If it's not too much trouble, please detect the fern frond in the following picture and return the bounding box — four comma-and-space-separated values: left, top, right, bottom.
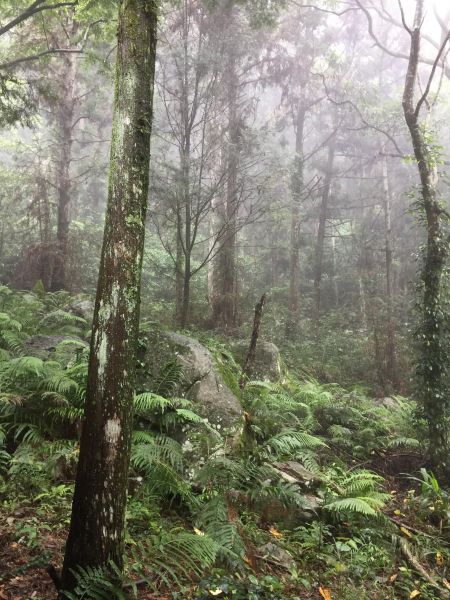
265, 429, 325, 457
62, 563, 126, 600
134, 392, 173, 416
324, 497, 378, 516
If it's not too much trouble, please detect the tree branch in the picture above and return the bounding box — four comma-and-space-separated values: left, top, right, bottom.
0, 1, 77, 38
0, 48, 82, 70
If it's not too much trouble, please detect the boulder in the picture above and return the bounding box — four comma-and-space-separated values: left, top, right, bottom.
374, 396, 399, 410
24, 335, 88, 366
271, 461, 321, 489
259, 493, 321, 528
67, 299, 94, 323
139, 329, 242, 429
257, 542, 295, 570
231, 339, 282, 382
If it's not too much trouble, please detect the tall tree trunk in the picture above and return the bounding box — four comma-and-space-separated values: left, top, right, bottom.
175, 229, 184, 324
287, 100, 306, 334
313, 136, 336, 324
402, 0, 449, 476
179, 0, 192, 329
211, 7, 239, 331
331, 234, 339, 307
60, 0, 158, 592
52, 23, 78, 291
222, 50, 238, 330
381, 152, 399, 391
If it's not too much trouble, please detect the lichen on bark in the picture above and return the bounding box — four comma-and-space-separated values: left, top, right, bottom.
60, 0, 159, 594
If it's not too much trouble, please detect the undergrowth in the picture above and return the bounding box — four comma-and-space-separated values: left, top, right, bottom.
0, 285, 449, 599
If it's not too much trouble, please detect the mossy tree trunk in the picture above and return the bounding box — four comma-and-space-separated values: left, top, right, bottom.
402, 0, 449, 477
60, 0, 158, 592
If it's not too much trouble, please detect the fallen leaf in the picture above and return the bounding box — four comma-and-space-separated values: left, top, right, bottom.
394, 509, 401, 516
436, 552, 444, 565
409, 591, 421, 599
389, 573, 398, 583
400, 526, 413, 538
319, 586, 332, 600
443, 579, 450, 590
269, 526, 282, 539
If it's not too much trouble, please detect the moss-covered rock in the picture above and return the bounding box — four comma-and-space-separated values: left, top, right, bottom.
139, 329, 243, 429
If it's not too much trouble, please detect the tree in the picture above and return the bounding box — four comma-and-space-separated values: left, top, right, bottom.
401, 0, 450, 476
60, 0, 158, 592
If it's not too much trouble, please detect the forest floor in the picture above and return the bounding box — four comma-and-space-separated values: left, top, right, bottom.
0, 470, 448, 599
0, 287, 449, 599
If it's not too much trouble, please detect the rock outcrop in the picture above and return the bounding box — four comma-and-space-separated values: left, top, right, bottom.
231, 339, 282, 382
139, 329, 242, 429
24, 335, 88, 365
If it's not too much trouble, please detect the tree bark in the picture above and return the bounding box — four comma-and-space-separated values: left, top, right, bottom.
287, 99, 306, 334
313, 135, 336, 324
402, 0, 449, 476
60, 0, 158, 592
239, 293, 266, 389
51, 19, 79, 291
381, 152, 399, 391
211, 7, 239, 331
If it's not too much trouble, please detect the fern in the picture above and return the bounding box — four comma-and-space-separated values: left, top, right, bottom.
264, 429, 325, 457
152, 359, 183, 396
324, 497, 380, 517
62, 563, 126, 600
195, 495, 245, 563
323, 468, 391, 519
130, 530, 220, 589
134, 392, 173, 416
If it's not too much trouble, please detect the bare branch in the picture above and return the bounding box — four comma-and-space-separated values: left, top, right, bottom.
0, 1, 77, 38
0, 48, 82, 70
415, 29, 450, 117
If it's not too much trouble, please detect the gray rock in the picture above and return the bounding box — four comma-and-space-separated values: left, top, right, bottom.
257, 542, 295, 570
231, 339, 282, 381
374, 396, 399, 410
24, 335, 88, 365
258, 493, 321, 528
67, 299, 94, 323
139, 329, 242, 429
272, 461, 320, 489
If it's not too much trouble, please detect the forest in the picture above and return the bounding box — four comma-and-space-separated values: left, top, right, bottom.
0, 0, 450, 598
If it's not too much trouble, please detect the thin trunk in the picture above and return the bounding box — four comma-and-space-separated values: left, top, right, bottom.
60, 1, 157, 592
239, 293, 266, 389
287, 100, 306, 333
331, 235, 339, 307
359, 274, 367, 329
175, 231, 183, 324
381, 153, 399, 391
402, 0, 449, 476
313, 136, 336, 324
52, 26, 78, 291
180, 0, 191, 328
